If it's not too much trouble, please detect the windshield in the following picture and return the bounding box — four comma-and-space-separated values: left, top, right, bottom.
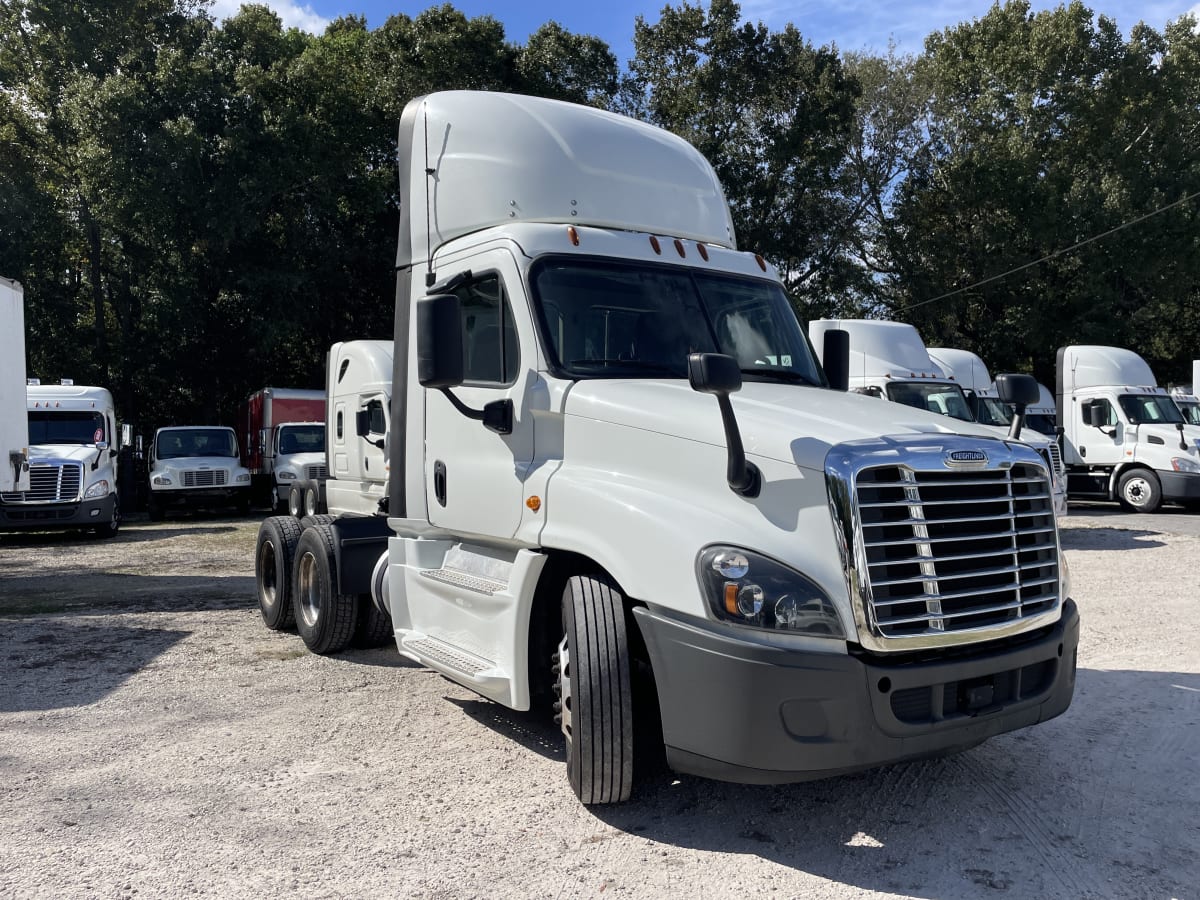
974, 395, 1013, 427
278, 424, 325, 455
156, 428, 238, 459
530, 258, 824, 385
1176, 400, 1200, 426
886, 382, 974, 422
28, 410, 106, 445
1026, 412, 1057, 435
1117, 394, 1184, 425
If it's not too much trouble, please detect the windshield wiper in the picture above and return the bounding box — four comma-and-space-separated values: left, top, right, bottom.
570, 359, 685, 376
739, 367, 818, 386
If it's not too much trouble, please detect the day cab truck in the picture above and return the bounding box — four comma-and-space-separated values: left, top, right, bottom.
255, 91, 1078, 806
2, 277, 30, 496
241, 387, 326, 513
1056, 345, 1200, 512
808, 320, 1067, 516
147, 426, 252, 519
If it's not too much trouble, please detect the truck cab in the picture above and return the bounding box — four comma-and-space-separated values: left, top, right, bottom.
1172, 387, 1200, 427
0, 382, 122, 537
148, 426, 251, 519
259, 92, 1078, 807
1057, 345, 1200, 512
269, 421, 326, 512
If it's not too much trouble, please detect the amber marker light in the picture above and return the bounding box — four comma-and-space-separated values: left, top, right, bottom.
674, 238, 686, 258
567, 225, 579, 246
649, 235, 661, 254
754, 253, 767, 271
697, 243, 709, 261
724, 582, 739, 616
526, 496, 542, 512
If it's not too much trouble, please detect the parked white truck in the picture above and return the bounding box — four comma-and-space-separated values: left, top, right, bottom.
1, 277, 30, 495
256, 92, 1078, 806
1056, 345, 1200, 511
241, 387, 326, 512
147, 426, 252, 519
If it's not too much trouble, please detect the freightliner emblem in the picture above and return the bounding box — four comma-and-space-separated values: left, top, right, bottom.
944, 448, 989, 468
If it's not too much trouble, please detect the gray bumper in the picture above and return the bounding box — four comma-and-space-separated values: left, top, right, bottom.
633, 600, 1079, 784
0, 494, 117, 530
1159, 470, 1200, 501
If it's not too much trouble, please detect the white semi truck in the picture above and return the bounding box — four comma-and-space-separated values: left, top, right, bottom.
256, 92, 1078, 806
1, 276, 29, 495
1056, 345, 1200, 512
147, 426, 252, 519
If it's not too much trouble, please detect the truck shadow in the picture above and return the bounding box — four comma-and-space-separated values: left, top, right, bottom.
579, 667, 1198, 900
0, 620, 189, 713
1057, 526, 1165, 551
0, 522, 246, 549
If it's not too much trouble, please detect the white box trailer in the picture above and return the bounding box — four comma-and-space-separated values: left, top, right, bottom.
1, 277, 29, 494
256, 92, 1079, 806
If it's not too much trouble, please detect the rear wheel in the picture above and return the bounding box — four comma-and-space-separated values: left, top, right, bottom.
352, 597, 394, 647
292, 523, 358, 654
556, 574, 633, 805
303, 486, 320, 517
288, 486, 303, 518
256, 516, 301, 630
1117, 468, 1162, 513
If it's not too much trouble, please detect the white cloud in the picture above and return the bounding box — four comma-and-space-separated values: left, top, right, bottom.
207, 0, 330, 34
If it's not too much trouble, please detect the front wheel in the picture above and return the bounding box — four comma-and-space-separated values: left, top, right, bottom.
556, 574, 633, 805
93, 496, 121, 539
292, 523, 358, 654
1117, 468, 1162, 513
256, 516, 301, 630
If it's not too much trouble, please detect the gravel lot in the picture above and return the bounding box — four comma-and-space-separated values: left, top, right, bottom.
1, 507, 1197, 899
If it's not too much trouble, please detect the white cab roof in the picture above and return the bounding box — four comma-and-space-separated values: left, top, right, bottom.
1061, 345, 1158, 391
810, 319, 949, 381
928, 348, 993, 393
330, 340, 393, 395
27, 384, 113, 411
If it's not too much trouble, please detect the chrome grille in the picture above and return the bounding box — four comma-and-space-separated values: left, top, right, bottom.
827, 437, 1062, 652
0, 462, 82, 503
182, 469, 227, 488
1046, 442, 1065, 479
305, 464, 328, 480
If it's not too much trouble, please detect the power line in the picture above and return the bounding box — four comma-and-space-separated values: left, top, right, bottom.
895, 187, 1200, 313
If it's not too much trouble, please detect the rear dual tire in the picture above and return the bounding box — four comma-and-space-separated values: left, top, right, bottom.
256, 516, 302, 630
292, 523, 358, 654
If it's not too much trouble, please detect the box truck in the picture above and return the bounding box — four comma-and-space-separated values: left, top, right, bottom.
1056, 345, 1200, 511
242, 388, 326, 512
256, 92, 1078, 805
147, 426, 252, 519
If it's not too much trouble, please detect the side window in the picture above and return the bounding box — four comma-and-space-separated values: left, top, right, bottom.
366, 398, 386, 435
336, 410, 344, 440
455, 273, 518, 384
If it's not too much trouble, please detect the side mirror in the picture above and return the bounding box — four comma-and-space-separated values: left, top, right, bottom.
355, 409, 370, 438
1086, 401, 1109, 428
821, 329, 850, 392
996, 373, 1039, 440
417, 293, 465, 389
688, 353, 759, 497
96, 440, 110, 451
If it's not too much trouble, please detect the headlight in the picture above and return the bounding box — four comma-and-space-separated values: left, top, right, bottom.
1170, 457, 1200, 473
236, 473, 251, 483
84, 480, 110, 499
697, 546, 844, 638
277, 470, 297, 480
152, 475, 172, 486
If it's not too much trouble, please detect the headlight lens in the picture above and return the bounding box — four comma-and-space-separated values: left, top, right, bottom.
236, 473, 251, 483
277, 470, 297, 480
84, 480, 110, 499
698, 546, 844, 638
152, 475, 172, 486
1170, 456, 1200, 473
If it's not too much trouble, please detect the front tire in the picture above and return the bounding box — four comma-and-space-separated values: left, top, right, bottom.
557, 574, 633, 805
147, 494, 165, 522
1117, 468, 1162, 512
256, 516, 301, 630
292, 523, 358, 654
93, 496, 121, 539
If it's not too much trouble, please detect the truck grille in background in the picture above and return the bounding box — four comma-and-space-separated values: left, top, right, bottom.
0, 462, 83, 503
855, 462, 1058, 640
1046, 443, 1065, 479
305, 464, 328, 480
182, 470, 227, 488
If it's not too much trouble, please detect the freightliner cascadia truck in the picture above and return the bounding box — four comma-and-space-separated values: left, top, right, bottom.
255, 92, 1078, 806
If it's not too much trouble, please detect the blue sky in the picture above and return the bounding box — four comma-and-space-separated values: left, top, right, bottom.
210, 0, 1200, 59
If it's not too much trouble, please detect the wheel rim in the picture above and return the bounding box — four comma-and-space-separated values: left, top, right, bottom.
555, 635, 573, 742
1124, 477, 1150, 507
304, 490, 317, 517
258, 540, 277, 607
297, 551, 320, 627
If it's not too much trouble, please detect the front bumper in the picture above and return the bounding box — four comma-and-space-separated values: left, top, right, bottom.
1158, 470, 1200, 501
0, 494, 117, 530
633, 599, 1079, 784
151, 486, 249, 507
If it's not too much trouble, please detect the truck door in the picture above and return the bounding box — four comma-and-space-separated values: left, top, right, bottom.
423, 252, 535, 539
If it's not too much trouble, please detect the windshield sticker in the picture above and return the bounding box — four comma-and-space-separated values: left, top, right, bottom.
94, 428, 104, 442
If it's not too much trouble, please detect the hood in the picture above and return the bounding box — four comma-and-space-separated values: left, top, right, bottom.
275, 451, 325, 470
154, 455, 246, 472
563, 380, 1005, 471
1138, 422, 1200, 453
28, 444, 105, 465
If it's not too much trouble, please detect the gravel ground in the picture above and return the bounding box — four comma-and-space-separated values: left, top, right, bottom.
0, 508, 1197, 899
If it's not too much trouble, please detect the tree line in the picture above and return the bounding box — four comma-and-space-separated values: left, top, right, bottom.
1, 0, 1197, 430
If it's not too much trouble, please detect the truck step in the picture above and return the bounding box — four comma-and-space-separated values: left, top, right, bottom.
403, 635, 494, 677
418, 567, 507, 596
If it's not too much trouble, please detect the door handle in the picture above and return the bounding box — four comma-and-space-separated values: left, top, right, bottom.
434, 460, 447, 507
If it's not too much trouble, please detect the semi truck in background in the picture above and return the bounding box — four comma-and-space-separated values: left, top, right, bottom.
147, 425, 252, 519
1, 277, 30, 495
1026, 383, 1060, 438
1056, 345, 1200, 512
241, 387, 326, 512
927, 347, 1067, 517
256, 91, 1078, 806
807, 320, 1067, 516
